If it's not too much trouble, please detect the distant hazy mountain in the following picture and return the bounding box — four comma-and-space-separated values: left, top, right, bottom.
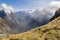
0, 7, 55, 35
0, 3, 56, 34
15, 8, 54, 31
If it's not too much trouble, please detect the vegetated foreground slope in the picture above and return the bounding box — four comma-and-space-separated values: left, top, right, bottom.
0, 16, 60, 40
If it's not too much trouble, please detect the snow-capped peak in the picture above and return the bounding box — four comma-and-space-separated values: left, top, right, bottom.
1, 3, 14, 15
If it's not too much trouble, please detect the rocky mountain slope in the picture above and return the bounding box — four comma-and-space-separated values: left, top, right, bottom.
0, 17, 16, 36
0, 16, 60, 40
0, 9, 23, 34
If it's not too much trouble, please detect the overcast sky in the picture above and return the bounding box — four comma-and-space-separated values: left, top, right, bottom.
0, 0, 60, 10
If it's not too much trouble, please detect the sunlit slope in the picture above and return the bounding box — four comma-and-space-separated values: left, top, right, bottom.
0, 16, 60, 40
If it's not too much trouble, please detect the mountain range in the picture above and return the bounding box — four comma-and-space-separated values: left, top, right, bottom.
0, 14, 60, 40
0, 1, 60, 40
0, 5, 56, 35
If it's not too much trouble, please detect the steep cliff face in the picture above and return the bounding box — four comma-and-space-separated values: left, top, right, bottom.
0, 10, 6, 19
0, 16, 60, 40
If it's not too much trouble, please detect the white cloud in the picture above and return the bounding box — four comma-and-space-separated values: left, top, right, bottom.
47, 1, 60, 13
49, 1, 60, 8
1, 3, 14, 14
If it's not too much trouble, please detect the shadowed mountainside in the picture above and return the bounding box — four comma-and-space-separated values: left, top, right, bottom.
50, 8, 60, 21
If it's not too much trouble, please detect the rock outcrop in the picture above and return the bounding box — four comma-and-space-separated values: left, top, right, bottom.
50, 8, 60, 21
